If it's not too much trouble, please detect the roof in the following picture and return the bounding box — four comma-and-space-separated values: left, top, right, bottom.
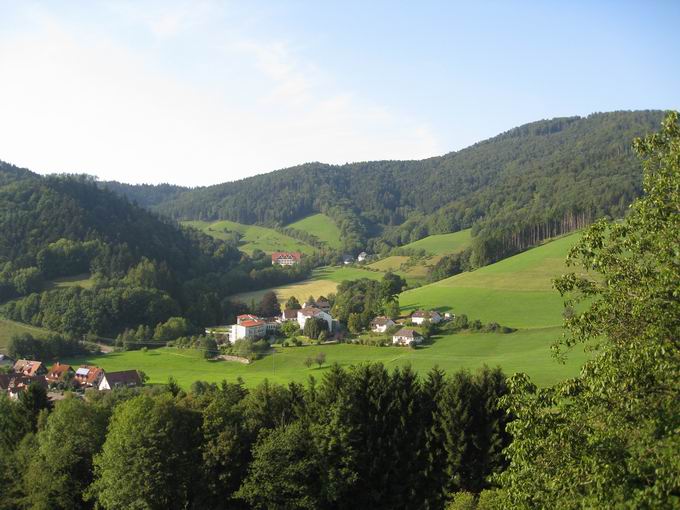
237, 314, 259, 321
103, 370, 142, 387
240, 320, 266, 328
271, 252, 302, 261
0, 373, 46, 392
282, 309, 298, 319
75, 366, 104, 385
13, 359, 44, 377
394, 328, 421, 338
47, 363, 73, 379
298, 307, 323, 317
411, 310, 439, 318
371, 316, 394, 326
75, 367, 91, 376
316, 298, 330, 306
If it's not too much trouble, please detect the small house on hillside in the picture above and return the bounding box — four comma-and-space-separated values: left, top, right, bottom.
357, 252, 368, 262
13, 359, 47, 377
410, 310, 442, 325
280, 309, 298, 322
46, 363, 74, 383
271, 252, 302, 266
371, 316, 396, 333
392, 328, 423, 346
316, 297, 331, 313
99, 370, 143, 391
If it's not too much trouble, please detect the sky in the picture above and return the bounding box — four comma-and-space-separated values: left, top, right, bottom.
0, 1, 678, 186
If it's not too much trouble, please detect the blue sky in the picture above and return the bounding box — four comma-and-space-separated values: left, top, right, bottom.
0, 1, 678, 185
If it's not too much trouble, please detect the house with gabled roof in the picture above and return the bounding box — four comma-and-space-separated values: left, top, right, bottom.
46, 363, 74, 383
13, 359, 47, 377
297, 307, 333, 331
371, 316, 396, 333
271, 252, 302, 266
99, 370, 143, 390
74, 366, 104, 388
392, 328, 423, 346
410, 310, 442, 325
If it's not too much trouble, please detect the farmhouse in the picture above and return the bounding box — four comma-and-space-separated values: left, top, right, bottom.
410, 310, 442, 325
271, 252, 302, 266
357, 251, 368, 262
297, 307, 333, 331
371, 316, 396, 333
74, 366, 105, 387
99, 370, 143, 390
46, 362, 74, 383
392, 328, 424, 346
0, 373, 47, 400
280, 309, 298, 322
13, 359, 47, 377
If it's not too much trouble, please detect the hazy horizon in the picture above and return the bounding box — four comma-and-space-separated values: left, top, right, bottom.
1, 1, 678, 185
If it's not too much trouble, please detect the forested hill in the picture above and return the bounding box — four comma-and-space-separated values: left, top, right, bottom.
105, 110, 665, 262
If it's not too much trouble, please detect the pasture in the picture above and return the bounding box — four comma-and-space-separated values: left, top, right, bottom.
183, 219, 315, 255
400, 233, 581, 329
286, 214, 342, 249
400, 229, 472, 255
0, 318, 52, 354
64, 325, 588, 389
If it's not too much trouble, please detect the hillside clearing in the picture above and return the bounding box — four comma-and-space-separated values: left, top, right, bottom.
400, 229, 472, 255
0, 318, 52, 353
286, 214, 342, 249
183, 219, 315, 255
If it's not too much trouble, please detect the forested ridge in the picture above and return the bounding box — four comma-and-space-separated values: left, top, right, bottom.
0, 166, 318, 338
103, 110, 665, 262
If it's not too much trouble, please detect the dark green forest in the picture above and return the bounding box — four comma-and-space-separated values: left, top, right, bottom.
104, 110, 665, 263
0, 166, 320, 338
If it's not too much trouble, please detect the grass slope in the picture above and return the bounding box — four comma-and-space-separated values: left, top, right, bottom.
0, 318, 52, 354
400, 233, 581, 329
49, 273, 95, 290
183, 220, 315, 255
287, 214, 342, 249
401, 229, 472, 255
231, 266, 384, 304
65, 326, 586, 389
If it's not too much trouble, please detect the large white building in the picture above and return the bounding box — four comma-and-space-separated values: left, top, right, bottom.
271, 252, 302, 266
392, 328, 423, 346
297, 307, 333, 332
230, 314, 279, 341
410, 310, 442, 325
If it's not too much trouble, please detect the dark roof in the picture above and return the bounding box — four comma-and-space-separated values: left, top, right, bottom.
299, 307, 323, 317
394, 328, 421, 338
103, 370, 142, 387
371, 316, 394, 326
282, 309, 298, 319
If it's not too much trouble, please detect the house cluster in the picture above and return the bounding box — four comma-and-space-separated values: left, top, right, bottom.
0, 358, 142, 400
271, 252, 302, 266
228, 297, 335, 342
368, 309, 449, 347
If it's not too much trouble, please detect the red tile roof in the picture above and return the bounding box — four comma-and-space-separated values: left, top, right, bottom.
240, 320, 266, 328
13, 359, 45, 377
271, 252, 302, 262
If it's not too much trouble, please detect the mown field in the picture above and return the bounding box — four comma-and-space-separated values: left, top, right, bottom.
183, 219, 315, 255
286, 213, 342, 249
0, 318, 51, 353
400, 229, 472, 255
231, 266, 384, 304
400, 233, 581, 329
65, 325, 586, 388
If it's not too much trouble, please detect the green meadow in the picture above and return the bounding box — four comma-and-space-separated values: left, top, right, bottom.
400, 233, 581, 329
48, 273, 95, 290
183, 219, 315, 255
65, 325, 586, 389
400, 229, 472, 255
0, 318, 52, 353
287, 214, 342, 249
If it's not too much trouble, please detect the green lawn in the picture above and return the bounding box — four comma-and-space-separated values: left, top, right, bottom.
0, 318, 52, 354
287, 214, 342, 249
64, 326, 587, 389
231, 266, 385, 304
183, 220, 315, 255
400, 233, 581, 329
368, 255, 410, 272
401, 229, 472, 255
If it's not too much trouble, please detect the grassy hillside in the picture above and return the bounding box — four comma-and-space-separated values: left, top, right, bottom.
0, 318, 51, 354
183, 219, 315, 255
231, 266, 384, 304
65, 326, 587, 389
400, 233, 581, 329
400, 229, 472, 255
287, 214, 342, 249
49, 273, 95, 290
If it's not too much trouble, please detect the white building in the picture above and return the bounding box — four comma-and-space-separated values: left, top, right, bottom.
392, 328, 423, 346
357, 251, 368, 262
99, 370, 142, 390
297, 307, 333, 332
370, 316, 396, 333
410, 310, 442, 325
231, 320, 267, 341
271, 252, 302, 266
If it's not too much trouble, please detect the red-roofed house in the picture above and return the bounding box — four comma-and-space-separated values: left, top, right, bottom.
46, 363, 74, 383
13, 359, 46, 377
231, 319, 267, 341
74, 366, 105, 388
271, 252, 302, 266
